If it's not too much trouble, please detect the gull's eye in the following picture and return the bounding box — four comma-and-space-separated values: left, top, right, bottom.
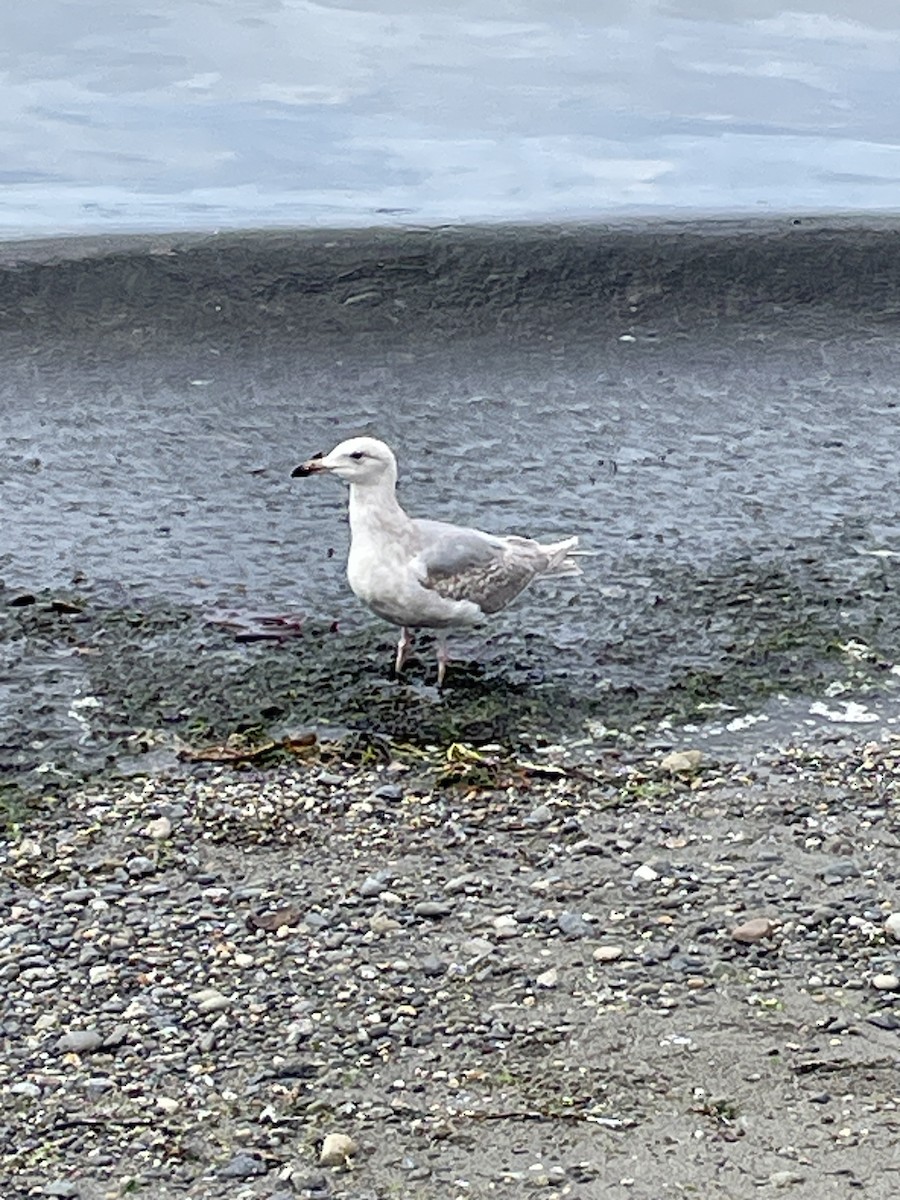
349, 451, 365, 461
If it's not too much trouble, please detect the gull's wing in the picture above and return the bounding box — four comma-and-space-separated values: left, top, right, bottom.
411, 519, 546, 615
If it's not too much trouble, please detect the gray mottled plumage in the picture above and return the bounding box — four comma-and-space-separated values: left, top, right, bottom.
414, 520, 577, 614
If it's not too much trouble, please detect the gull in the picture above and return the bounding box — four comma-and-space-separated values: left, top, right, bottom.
292, 436, 582, 685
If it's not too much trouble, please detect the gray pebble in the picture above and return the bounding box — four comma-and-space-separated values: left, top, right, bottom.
219, 1152, 268, 1178
420, 954, 447, 977
83, 1076, 115, 1096
359, 876, 388, 898
558, 911, 595, 938
11, 1081, 41, 1097
191, 988, 231, 1014
414, 900, 452, 918
287, 1172, 328, 1193
102, 1025, 130, 1049
126, 856, 155, 877
43, 1184, 80, 1198
670, 953, 707, 973
445, 874, 478, 894
768, 1170, 806, 1187
317, 772, 344, 786
525, 804, 553, 827
804, 906, 838, 926
822, 859, 860, 883
633, 981, 661, 997
460, 936, 494, 958
57, 1029, 103, 1054
374, 783, 403, 802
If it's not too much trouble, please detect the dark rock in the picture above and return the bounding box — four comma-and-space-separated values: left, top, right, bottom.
868, 1011, 900, 1031
822, 859, 861, 884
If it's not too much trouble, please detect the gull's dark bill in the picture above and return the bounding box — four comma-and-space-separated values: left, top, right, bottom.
291, 452, 327, 477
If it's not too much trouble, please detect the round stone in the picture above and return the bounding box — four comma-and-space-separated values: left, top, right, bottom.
731, 918, 775, 944
319, 1132, 357, 1166
593, 945, 624, 963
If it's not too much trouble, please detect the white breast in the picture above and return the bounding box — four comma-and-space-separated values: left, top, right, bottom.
347, 537, 480, 629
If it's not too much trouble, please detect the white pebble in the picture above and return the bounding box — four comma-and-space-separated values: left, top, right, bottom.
872, 973, 899, 991
594, 945, 624, 963
143, 816, 172, 840
660, 749, 703, 774
319, 1132, 357, 1166
190, 988, 231, 1013
632, 863, 658, 883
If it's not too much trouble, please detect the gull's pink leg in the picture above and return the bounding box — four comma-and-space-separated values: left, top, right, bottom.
436, 637, 451, 688
394, 627, 414, 675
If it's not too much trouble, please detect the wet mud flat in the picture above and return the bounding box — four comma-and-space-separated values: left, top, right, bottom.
3, 531, 900, 808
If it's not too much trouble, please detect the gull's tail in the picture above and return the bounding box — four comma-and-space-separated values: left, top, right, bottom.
540, 535, 583, 577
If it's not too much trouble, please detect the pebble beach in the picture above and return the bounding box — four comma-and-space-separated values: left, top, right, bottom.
3, 733, 899, 1200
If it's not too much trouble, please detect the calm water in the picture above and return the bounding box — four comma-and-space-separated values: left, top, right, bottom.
2, 1, 900, 237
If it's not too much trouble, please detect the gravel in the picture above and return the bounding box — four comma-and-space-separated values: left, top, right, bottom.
2, 733, 899, 1198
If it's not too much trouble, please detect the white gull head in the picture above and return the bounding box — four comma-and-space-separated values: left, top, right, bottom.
292, 436, 397, 487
